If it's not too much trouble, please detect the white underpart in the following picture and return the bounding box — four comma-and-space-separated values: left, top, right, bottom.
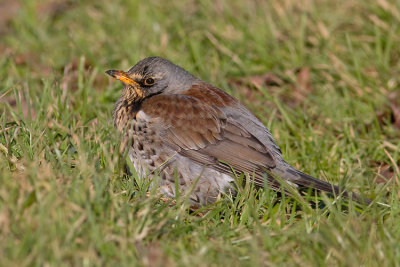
136, 110, 150, 120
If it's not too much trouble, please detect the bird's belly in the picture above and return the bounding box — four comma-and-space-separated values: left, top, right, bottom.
128, 147, 235, 205
128, 146, 158, 178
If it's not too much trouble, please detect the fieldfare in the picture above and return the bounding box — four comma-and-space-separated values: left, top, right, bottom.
106, 57, 368, 206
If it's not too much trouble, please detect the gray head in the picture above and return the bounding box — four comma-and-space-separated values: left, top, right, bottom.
106, 57, 199, 100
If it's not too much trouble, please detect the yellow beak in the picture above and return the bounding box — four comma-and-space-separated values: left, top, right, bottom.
106, 70, 140, 88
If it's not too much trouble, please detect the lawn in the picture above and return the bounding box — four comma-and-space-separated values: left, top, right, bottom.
1, 0, 400, 266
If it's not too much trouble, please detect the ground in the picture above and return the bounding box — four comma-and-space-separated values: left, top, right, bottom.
0, 0, 400, 266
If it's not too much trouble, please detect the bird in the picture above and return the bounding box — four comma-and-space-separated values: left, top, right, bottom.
106, 56, 369, 206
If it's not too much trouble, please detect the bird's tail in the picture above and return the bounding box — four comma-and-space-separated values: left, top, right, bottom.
279, 164, 372, 205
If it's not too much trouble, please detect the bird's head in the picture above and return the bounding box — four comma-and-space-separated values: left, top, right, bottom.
106, 57, 198, 102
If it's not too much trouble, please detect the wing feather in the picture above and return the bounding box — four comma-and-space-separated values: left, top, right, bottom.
141, 93, 277, 187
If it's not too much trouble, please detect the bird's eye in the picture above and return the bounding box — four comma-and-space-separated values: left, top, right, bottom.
144, 77, 155, 86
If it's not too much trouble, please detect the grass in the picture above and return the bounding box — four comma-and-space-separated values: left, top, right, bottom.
1, 0, 400, 266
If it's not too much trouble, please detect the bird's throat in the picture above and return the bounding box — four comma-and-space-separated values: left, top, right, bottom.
124, 85, 145, 101
113, 89, 143, 131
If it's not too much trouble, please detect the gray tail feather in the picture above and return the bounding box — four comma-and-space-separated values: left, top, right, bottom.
284, 166, 371, 205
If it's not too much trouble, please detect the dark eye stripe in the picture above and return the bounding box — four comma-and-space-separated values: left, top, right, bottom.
143, 65, 149, 74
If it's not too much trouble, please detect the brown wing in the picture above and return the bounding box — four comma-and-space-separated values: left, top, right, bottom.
140, 93, 279, 188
